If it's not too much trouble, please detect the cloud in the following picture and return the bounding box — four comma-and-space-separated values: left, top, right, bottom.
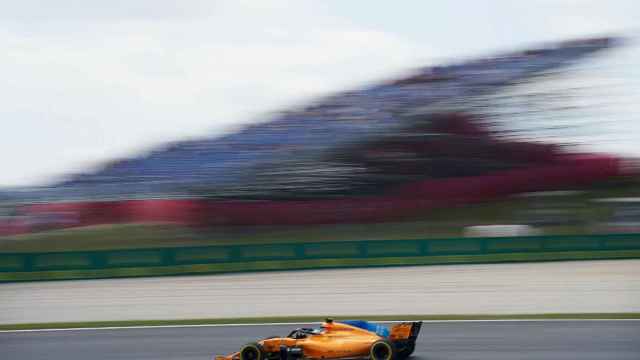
0, 0, 637, 187
0, 0, 216, 23
0, 1, 428, 186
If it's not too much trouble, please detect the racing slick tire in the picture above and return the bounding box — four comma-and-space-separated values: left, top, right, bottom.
370, 340, 395, 360
240, 342, 265, 360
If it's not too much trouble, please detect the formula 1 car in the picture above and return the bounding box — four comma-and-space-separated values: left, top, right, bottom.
215, 319, 422, 360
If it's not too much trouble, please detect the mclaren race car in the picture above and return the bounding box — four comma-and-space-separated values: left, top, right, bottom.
215, 319, 422, 360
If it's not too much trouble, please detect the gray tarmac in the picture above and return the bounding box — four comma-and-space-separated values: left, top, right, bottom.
2, 321, 640, 360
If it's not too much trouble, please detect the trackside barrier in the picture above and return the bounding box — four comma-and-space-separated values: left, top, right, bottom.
1, 233, 640, 273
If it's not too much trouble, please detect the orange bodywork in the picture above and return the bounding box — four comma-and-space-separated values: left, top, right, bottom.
216, 320, 419, 360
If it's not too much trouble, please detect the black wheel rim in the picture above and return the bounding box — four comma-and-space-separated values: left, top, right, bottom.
373, 344, 390, 360
242, 347, 259, 360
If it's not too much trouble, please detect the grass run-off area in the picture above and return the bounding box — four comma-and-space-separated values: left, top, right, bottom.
0, 221, 464, 253
2, 313, 639, 331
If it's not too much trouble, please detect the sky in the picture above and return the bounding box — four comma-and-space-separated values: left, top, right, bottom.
1, 0, 639, 187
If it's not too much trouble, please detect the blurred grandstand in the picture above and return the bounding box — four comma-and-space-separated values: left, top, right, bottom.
1, 36, 635, 235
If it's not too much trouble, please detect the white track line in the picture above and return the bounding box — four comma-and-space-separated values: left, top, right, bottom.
2, 319, 639, 333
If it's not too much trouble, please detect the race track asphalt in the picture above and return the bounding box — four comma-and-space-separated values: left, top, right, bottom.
2, 321, 639, 360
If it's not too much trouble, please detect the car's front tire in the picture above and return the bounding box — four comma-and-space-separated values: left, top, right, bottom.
240, 342, 265, 360
370, 340, 395, 360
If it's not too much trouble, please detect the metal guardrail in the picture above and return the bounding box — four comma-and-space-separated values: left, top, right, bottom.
2, 233, 640, 273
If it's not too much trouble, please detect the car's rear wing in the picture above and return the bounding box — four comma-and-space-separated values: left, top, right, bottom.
409, 321, 422, 341
389, 321, 422, 341
390, 322, 422, 358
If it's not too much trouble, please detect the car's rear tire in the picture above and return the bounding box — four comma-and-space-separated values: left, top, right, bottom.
370, 340, 395, 360
240, 342, 265, 360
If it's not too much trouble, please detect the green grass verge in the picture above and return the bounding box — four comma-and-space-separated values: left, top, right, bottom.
0, 221, 468, 252
2, 249, 639, 283
2, 313, 639, 331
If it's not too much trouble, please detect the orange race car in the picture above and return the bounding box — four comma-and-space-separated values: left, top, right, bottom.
215, 319, 422, 360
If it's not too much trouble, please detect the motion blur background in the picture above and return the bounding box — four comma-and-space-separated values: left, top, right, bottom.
1, 0, 640, 248
1, 0, 640, 316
